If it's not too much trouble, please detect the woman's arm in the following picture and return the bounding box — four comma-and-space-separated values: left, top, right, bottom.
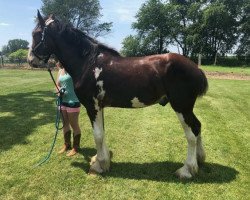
55, 69, 61, 94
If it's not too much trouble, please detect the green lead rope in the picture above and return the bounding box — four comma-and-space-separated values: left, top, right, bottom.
35, 68, 66, 167
35, 96, 63, 167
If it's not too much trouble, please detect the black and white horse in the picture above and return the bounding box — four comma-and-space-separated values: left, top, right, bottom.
28, 11, 208, 179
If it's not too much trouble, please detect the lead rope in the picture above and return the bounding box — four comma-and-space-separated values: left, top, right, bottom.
35, 68, 64, 167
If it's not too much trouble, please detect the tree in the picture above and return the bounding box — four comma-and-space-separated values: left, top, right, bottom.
131, 0, 171, 55
0, 51, 3, 67
166, 0, 204, 56
121, 0, 201, 56
121, 35, 141, 56
41, 0, 112, 37
8, 49, 29, 65
122, 0, 246, 62
121, 34, 169, 57
236, 0, 250, 57
2, 39, 29, 55
199, 2, 238, 64
1, 45, 9, 56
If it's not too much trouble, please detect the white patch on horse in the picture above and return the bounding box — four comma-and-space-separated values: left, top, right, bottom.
94, 67, 102, 79
97, 80, 106, 100
91, 108, 110, 173
110, 61, 113, 66
176, 112, 198, 178
45, 19, 54, 26
98, 53, 104, 58
131, 97, 146, 108
93, 97, 99, 111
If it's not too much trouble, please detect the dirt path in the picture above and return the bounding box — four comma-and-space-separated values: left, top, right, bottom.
205, 71, 250, 80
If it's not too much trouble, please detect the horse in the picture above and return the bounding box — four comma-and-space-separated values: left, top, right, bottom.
28, 11, 208, 179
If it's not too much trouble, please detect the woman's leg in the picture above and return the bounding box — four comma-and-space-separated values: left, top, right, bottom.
58, 109, 71, 153
67, 111, 81, 156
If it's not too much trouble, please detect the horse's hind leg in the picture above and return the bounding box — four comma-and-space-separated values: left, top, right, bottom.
175, 111, 204, 179
196, 127, 206, 164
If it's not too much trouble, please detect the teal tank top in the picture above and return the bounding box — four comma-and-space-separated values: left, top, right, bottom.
58, 71, 79, 104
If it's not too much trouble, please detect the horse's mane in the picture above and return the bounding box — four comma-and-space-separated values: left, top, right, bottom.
60, 24, 121, 58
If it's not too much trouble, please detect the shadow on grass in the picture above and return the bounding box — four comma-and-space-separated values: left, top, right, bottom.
72, 147, 239, 184
0, 91, 55, 151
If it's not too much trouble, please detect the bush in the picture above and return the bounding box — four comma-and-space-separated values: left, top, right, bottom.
8, 49, 28, 65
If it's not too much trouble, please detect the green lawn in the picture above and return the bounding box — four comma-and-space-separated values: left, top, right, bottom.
0, 69, 249, 200
201, 65, 250, 75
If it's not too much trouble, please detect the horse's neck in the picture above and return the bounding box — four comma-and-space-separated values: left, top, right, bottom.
54, 33, 98, 83
56, 53, 82, 82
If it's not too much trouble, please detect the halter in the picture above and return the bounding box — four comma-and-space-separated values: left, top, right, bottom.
32, 19, 54, 62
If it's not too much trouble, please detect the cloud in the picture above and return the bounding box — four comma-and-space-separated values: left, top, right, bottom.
115, 8, 136, 22
0, 22, 10, 26
101, 0, 145, 23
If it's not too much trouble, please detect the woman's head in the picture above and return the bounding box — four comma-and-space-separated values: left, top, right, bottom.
56, 62, 63, 69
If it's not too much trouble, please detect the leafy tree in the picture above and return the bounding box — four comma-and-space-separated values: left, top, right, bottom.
236, 0, 250, 57
1, 45, 9, 56
41, 0, 112, 37
121, 35, 141, 57
199, 2, 238, 64
0, 51, 3, 66
2, 39, 29, 55
132, 0, 172, 55
8, 49, 28, 65
121, 34, 169, 57
168, 0, 204, 57
121, 0, 202, 57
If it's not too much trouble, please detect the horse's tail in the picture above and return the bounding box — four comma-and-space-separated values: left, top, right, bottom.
165, 53, 208, 98
197, 68, 208, 97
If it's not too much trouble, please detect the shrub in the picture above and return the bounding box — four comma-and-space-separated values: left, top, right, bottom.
8, 49, 28, 65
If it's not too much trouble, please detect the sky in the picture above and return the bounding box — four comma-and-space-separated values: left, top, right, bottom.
0, 0, 148, 51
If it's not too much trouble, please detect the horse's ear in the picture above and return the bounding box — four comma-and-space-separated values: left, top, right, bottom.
37, 10, 45, 27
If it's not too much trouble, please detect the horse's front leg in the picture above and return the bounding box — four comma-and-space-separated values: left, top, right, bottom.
88, 107, 110, 174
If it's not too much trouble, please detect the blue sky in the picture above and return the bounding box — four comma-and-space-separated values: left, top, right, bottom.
0, 0, 147, 51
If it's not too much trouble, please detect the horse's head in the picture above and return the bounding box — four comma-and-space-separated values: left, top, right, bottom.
28, 10, 60, 67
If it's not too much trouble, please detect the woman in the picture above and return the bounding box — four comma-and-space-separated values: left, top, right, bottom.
56, 61, 81, 156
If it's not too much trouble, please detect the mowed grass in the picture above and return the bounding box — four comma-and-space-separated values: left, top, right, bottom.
0, 69, 249, 200
201, 65, 250, 75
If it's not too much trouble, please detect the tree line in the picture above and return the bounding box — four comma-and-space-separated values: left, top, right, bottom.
1, 0, 249, 66
121, 0, 250, 65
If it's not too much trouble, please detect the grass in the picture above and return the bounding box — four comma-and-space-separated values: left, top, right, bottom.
0, 69, 249, 200
201, 65, 250, 75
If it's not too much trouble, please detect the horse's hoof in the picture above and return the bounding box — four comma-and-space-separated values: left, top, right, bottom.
89, 154, 111, 174
89, 155, 102, 173
175, 164, 198, 179
88, 169, 98, 176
